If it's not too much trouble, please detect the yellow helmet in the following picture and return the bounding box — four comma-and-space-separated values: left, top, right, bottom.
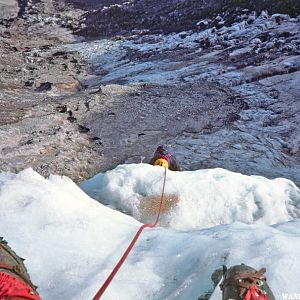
154, 158, 169, 169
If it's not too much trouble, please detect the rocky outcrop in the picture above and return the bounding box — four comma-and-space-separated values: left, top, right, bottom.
0, 0, 299, 186
69, 9, 300, 185
0, 13, 245, 181
0, 0, 19, 19
0, 2, 97, 181
78, 0, 300, 38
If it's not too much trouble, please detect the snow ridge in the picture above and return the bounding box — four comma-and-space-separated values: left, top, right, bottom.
0, 166, 299, 299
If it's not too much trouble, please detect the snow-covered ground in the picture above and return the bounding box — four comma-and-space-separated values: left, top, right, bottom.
0, 165, 299, 299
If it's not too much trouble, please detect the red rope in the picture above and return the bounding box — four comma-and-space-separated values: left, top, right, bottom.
92, 167, 167, 300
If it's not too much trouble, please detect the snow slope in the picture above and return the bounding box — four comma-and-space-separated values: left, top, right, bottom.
0, 165, 300, 299
81, 164, 300, 230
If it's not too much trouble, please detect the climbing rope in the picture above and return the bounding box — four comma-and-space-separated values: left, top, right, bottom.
92, 167, 167, 300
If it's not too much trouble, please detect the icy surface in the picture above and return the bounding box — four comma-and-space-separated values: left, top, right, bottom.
66, 12, 300, 187
0, 166, 300, 299
81, 164, 300, 230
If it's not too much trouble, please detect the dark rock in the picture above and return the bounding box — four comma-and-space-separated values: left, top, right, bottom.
35, 82, 52, 92
77, 0, 300, 38
67, 116, 77, 123
56, 105, 68, 113
24, 80, 34, 87
78, 124, 90, 133
0, 31, 11, 38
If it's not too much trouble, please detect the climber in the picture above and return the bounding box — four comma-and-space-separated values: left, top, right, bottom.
149, 145, 180, 171
0, 238, 41, 300
220, 264, 275, 300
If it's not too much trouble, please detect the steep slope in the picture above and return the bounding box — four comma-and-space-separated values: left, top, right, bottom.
0, 166, 299, 299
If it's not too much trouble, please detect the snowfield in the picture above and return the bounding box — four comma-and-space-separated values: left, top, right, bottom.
0, 165, 300, 299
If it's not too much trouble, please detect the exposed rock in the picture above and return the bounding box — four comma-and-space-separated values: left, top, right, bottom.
77, 0, 300, 38
68, 8, 300, 185
35, 82, 52, 92
80, 82, 246, 172
51, 78, 82, 94
0, 0, 19, 19
0, 0, 299, 186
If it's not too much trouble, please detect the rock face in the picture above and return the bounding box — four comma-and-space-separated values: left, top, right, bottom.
78, 0, 300, 38
71, 10, 300, 185
0, 0, 299, 186
0, 0, 19, 19
0, 0, 97, 181
80, 83, 246, 172
0, 39, 98, 181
